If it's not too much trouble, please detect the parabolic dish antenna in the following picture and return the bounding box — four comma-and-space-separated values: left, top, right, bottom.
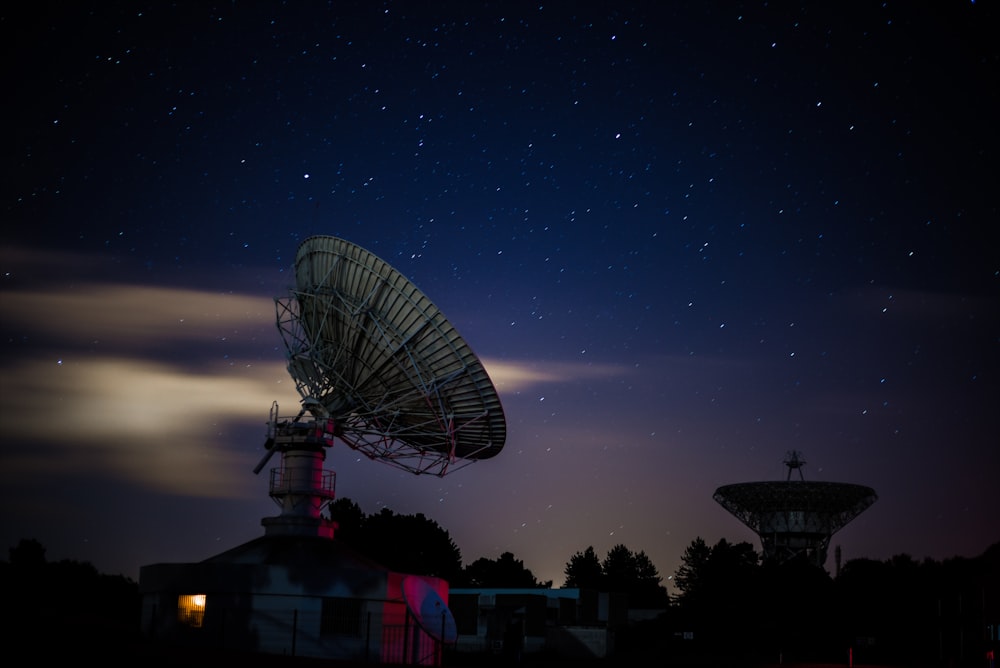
403, 576, 458, 644
271, 235, 506, 477
713, 451, 877, 567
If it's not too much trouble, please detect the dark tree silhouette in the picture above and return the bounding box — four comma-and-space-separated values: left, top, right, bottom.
671, 537, 762, 657
2, 538, 140, 655
364, 508, 463, 581
602, 544, 669, 608
631, 549, 670, 608
833, 546, 1000, 665
327, 497, 366, 543
757, 556, 835, 661
602, 544, 637, 590
562, 544, 668, 608
668, 538, 1000, 664
563, 545, 603, 589
327, 500, 463, 581
672, 536, 711, 601
674, 536, 758, 606
9, 537, 46, 568
463, 551, 550, 588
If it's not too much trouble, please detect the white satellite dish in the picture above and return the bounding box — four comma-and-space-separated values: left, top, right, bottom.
403, 576, 458, 644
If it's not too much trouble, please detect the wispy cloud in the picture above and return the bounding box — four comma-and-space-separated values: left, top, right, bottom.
483, 358, 629, 392
0, 276, 633, 499
0, 356, 299, 497
1, 283, 276, 352
0, 271, 299, 497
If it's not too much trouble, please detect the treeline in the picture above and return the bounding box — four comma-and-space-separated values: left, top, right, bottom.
1, 538, 140, 648
322, 498, 1000, 664
4, 499, 997, 665
657, 536, 1000, 665
328, 497, 668, 609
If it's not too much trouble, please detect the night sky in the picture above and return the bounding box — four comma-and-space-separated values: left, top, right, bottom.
2, 2, 997, 588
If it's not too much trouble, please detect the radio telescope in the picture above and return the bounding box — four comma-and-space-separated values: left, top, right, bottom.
713, 451, 877, 567
255, 235, 506, 537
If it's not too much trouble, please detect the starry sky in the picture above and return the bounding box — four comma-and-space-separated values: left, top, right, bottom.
2, 2, 998, 588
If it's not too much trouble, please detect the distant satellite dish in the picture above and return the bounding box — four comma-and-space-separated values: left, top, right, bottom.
713, 452, 877, 567
272, 235, 506, 477
403, 576, 458, 644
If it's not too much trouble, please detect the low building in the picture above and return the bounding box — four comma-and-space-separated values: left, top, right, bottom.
449, 587, 626, 659
139, 534, 453, 665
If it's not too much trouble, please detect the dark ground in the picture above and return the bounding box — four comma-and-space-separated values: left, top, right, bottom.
20, 617, 928, 668
30, 629, 907, 668
63, 634, 926, 668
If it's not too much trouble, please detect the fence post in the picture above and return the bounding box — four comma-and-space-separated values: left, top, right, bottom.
403, 605, 411, 665
365, 611, 372, 663
439, 610, 447, 665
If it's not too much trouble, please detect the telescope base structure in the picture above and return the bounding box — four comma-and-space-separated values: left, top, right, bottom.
713, 480, 877, 568
260, 416, 338, 539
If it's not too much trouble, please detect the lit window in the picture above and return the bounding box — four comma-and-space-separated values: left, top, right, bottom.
178, 593, 207, 627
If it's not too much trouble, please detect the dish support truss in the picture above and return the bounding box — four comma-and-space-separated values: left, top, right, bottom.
274, 293, 497, 477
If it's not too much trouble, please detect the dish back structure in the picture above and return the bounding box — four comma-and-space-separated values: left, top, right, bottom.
256, 235, 506, 538
713, 451, 877, 567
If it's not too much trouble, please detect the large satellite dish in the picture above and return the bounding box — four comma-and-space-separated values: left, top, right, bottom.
267, 235, 506, 478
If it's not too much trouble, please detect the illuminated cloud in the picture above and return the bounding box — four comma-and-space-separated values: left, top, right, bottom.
1, 282, 277, 352
0, 275, 634, 500
0, 275, 301, 498
482, 358, 629, 393
0, 356, 301, 498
